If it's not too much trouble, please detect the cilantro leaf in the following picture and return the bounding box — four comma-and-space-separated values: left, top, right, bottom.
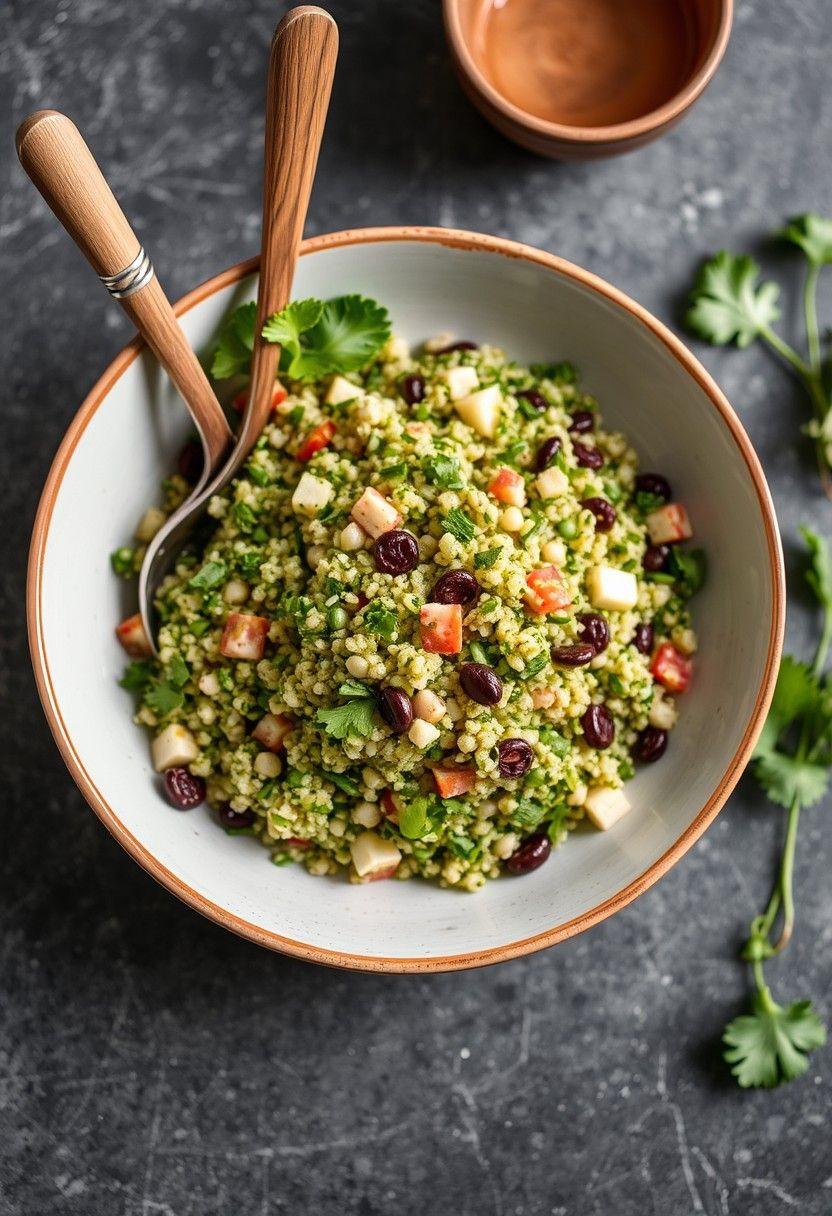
263, 295, 391, 381
530, 361, 577, 384
686, 252, 780, 348
422, 454, 465, 489
211, 302, 257, 380
315, 698, 377, 740
441, 508, 476, 543
754, 656, 821, 759
801, 525, 832, 608
188, 560, 227, 590
167, 654, 190, 689
778, 214, 832, 267
145, 680, 185, 717
337, 679, 374, 699
755, 751, 829, 810
724, 993, 826, 1088
474, 547, 501, 570
668, 547, 708, 598
363, 602, 398, 642
119, 660, 154, 693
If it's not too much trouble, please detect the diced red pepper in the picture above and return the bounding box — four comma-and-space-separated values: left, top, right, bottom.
295, 419, 337, 462
232, 381, 288, 414
524, 566, 572, 615
488, 466, 526, 507
431, 766, 476, 799
650, 642, 692, 693
252, 712, 294, 751
365, 863, 399, 882
116, 613, 152, 658
380, 789, 403, 823
419, 603, 463, 654
220, 612, 270, 661
646, 503, 692, 546
285, 837, 311, 850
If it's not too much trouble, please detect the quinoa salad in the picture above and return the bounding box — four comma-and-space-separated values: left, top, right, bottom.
113, 295, 705, 892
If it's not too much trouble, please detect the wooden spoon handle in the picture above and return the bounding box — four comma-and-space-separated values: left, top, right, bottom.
16, 110, 232, 469
242, 6, 339, 455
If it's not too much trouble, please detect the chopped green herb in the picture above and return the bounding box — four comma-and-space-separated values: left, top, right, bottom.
399, 797, 430, 840
188, 560, 227, 590
322, 771, 360, 796
380, 461, 408, 480
530, 360, 578, 384
144, 680, 184, 717
262, 295, 391, 381
119, 661, 153, 693
474, 547, 501, 570
363, 602, 397, 641
210, 301, 256, 379
316, 698, 377, 740
232, 502, 258, 533
441, 508, 476, 543
110, 546, 136, 577
422, 453, 465, 489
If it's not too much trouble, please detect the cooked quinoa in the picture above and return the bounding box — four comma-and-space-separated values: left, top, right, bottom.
114, 324, 703, 891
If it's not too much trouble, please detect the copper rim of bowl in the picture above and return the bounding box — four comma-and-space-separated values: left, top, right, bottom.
28, 225, 783, 973
442, 0, 734, 147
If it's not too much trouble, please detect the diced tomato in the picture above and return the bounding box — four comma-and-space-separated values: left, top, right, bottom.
116, 613, 152, 658
232, 381, 288, 414
365, 863, 399, 882
431, 766, 476, 799
380, 789, 403, 823
488, 466, 526, 507
650, 642, 692, 693
285, 837, 311, 850
295, 419, 336, 462
220, 612, 270, 661
252, 712, 294, 751
524, 566, 572, 615
420, 603, 463, 654
646, 503, 692, 546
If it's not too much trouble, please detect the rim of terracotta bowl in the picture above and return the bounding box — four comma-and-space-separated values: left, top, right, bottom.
442, 0, 734, 148
28, 225, 783, 973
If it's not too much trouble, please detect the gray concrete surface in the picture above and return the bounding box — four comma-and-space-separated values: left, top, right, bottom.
1, 1, 830, 1212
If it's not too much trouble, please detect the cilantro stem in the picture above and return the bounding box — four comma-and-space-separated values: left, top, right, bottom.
803, 262, 822, 374
760, 325, 810, 378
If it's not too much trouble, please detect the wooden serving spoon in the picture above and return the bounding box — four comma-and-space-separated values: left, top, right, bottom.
137, 4, 339, 649
16, 111, 233, 488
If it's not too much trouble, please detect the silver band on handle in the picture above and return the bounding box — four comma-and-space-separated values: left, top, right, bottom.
99, 246, 154, 299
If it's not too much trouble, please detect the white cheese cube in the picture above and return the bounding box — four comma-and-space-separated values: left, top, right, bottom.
292, 471, 333, 516
325, 374, 363, 405
408, 718, 441, 749
649, 690, 678, 730
587, 565, 638, 611
646, 503, 692, 545
440, 365, 479, 401
535, 466, 569, 499
454, 384, 502, 437
151, 724, 199, 772
135, 506, 166, 543
584, 785, 632, 831
351, 486, 402, 538
198, 671, 220, 696
352, 801, 382, 828
350, 830, 402, 878
339, 521, 366, 551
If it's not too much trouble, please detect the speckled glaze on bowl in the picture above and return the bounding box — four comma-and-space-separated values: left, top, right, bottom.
443, 0, 733, 159
28, 227, 783, 972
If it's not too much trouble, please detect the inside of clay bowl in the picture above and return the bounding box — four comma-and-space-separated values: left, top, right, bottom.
32, 230, 781, 970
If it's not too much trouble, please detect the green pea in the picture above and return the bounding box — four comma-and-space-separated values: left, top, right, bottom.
327, 605, 349, 631
557, 517, 578, 540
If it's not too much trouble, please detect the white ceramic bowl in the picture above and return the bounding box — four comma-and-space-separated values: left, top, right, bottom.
29, 228, 784, 972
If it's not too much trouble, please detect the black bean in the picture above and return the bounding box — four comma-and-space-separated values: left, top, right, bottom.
498, 738, 534, 778
535, 435, 562, 471
400, 374, 425, 406
643, 544, 670, 572
636, 726, 668, 762
373, 529, 419, 575
517, 388, 549, 412
632, 622, 654, 654
581, 496, 616, 533
378, 687, 413, 734
177, 438, 204, 485
459, 662, 503, 706
506, 832, 551, 875
568, 410, 595, 434
551, 643, 596, 667
572, 442, 603, 470
164, 767, 206, 810
429, 569, 479, 605
636, 472, 672, 502
432, 340, 478, 354
581, 703, 615, 749
218, 805, 254, 830
578, 613, 609, 655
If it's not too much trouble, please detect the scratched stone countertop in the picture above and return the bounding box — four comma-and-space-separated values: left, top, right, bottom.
1, 1, 831, 1213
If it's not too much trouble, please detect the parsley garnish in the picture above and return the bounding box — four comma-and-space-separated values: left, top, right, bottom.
721, 526, 830, 1087
687, 220, 832, 492
262, 295, 391, 381
188, 560, 227, 590
316, 681, 377, 740
422, 454, 465, 489
144, 680, 184, 717
363, 602, 397, 641
441, 508, 476, 543
668, 547, 708, 598
530, 360, 577, 384
474, 547, 501, 570
119, 660, 153, 693
210, 301, 257, 380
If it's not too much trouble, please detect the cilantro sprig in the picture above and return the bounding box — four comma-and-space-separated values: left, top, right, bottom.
686, 216, 832, 495
722, 526, 830, 1087
211, 295, 391, 383
315, 680, 377, 741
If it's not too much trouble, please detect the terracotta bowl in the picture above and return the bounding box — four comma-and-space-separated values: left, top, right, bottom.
29, 227, 783, 972
443, 0, 733, 159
